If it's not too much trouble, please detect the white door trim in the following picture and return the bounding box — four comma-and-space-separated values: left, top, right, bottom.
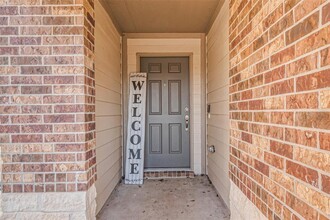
122, 36, 206, 175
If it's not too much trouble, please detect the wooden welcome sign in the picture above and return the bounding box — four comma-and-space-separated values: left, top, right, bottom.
125, 73, 147, 184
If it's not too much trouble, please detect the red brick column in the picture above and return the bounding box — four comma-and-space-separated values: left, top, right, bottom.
0, 0, 96, 195
229, 0, 330, 219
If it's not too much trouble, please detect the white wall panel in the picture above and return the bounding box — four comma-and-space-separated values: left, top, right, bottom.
95, 0, 122, 213
206, 0, 230, 208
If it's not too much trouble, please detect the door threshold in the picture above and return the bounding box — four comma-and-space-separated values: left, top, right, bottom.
144, 168, 192, 172
144, 169, 194, 179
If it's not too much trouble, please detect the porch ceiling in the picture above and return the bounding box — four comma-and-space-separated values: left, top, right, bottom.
99, 0, 224, 34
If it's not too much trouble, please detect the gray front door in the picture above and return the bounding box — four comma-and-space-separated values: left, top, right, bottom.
141, 57, 190, 168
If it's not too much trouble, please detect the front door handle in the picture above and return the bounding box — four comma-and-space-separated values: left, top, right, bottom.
185, 115, 189, 131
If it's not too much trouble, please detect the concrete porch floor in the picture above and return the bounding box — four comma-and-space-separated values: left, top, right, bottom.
97, 176, 230, 220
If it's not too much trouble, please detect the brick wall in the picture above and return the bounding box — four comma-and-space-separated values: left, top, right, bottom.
229, 0, 330, 219
0, 0, 96, 194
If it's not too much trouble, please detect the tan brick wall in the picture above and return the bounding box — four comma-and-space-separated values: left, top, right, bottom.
229, 0, 330, 219
0, 0, 96, 193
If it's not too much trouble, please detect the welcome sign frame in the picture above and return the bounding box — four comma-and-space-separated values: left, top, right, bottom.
124, 72, 147, 184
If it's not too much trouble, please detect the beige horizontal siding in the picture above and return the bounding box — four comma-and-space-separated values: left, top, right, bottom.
206, 0, 230, 208
95, 0, 122, 213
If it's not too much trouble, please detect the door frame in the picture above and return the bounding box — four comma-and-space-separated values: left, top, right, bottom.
122, 34, 207, 175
